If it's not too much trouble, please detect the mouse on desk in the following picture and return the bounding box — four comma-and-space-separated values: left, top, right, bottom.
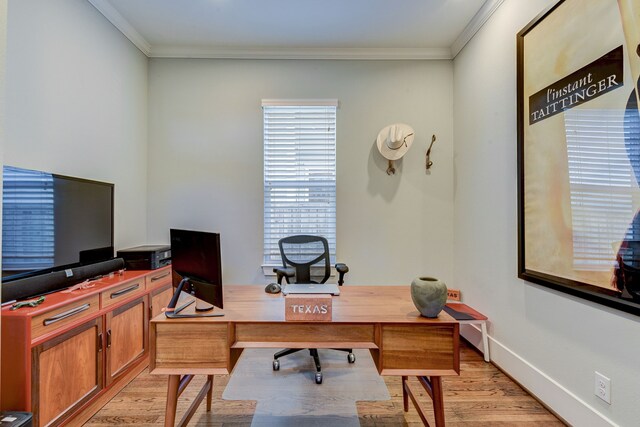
264, 283, 281, 294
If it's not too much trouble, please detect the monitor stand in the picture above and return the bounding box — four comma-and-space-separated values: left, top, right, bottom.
165, 278, 224, 318
195, 299, 214, 312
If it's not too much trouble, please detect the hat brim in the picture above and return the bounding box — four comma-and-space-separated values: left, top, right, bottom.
376, 123, 415, 161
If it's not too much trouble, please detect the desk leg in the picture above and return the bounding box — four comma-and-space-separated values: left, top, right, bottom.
163, 374, 213, 427
402, 376, 409, 412
431, 376, 445, 427
206, 375, 214, 411
165, 375, 180, 427
403, 376, 446, 427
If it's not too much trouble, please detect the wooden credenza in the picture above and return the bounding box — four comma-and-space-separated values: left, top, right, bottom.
1, 266, 174, 427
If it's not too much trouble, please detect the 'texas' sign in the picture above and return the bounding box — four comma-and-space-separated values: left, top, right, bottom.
285, 294, 332, 321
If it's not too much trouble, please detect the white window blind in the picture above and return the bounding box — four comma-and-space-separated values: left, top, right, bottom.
263, 101, 337, 265
565, 109, 640, 270
2, 166, 55, 271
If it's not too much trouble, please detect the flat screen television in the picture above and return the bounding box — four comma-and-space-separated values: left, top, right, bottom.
2, 165, 114, 283
167, 228, 224, 317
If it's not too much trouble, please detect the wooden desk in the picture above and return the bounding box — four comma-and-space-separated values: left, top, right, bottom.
149, 285, 460, 426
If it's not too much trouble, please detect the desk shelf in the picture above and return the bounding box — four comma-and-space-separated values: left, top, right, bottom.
231, 341, 378, 349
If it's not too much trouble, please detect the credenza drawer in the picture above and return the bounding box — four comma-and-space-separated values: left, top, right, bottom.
145, 270, 172, 290
31, 295, 100, 340
101, 279, 145, 308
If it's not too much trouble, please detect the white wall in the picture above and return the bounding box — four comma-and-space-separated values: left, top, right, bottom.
0, 0, 6, 229
0, 0, 7, 404
147, 59, 454, 285
454, 1, 640, 425
4, 0, 148, 251
0, 0, 5, 173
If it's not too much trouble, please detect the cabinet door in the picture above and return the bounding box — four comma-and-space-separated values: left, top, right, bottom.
32, 317, 103, 427
105, 296, 148, 386
150, 284, 173, 319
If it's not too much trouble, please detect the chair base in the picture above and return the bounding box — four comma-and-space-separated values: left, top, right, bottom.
273, 348, 355, 384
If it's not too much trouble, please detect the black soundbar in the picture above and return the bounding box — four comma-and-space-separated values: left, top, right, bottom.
2, 258, 125, 303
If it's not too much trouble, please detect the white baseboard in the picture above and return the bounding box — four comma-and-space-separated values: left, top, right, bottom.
460, 324, 618, 427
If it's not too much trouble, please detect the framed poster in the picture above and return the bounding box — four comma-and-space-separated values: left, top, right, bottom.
518, 0, 640, 315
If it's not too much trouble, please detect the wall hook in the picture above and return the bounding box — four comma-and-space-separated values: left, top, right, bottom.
426, 134, 437, 170
387, 160, 396, 175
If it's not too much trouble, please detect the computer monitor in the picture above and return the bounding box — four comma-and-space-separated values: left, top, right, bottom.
166, 228, 224, 318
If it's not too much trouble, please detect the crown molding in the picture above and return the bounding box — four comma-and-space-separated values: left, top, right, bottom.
450, 0, 505, 58
88, 0, 151, 56
149, 46, 453, 60
89, 0, 503, 61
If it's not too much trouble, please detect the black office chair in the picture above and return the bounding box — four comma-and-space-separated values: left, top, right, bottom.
617, 255, 640, 302
272, 235, 354, 384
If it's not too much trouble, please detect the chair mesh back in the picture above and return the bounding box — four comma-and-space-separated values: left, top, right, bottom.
279, 236, 330, 284
619, 257, 640, 301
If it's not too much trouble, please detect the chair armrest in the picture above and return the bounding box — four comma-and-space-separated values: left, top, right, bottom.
335, 263, 349, 274
273, 267, 295, 285
335, 263, 349, 286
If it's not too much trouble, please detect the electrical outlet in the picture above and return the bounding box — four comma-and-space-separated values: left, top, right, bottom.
594, 371, 611, 404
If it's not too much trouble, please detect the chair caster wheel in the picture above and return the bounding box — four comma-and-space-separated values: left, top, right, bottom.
315, 372, 323, 384
347, 353, 356, 363
273, 360, 280, 371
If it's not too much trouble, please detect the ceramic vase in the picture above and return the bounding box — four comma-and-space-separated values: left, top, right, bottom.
411, 276, 447, 318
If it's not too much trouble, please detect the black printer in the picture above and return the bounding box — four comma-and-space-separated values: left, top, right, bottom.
116, 245, 171, 270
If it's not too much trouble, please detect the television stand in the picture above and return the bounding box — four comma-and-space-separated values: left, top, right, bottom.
1, 266, 175, 426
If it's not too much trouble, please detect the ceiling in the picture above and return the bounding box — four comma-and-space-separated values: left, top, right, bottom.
88, 0, 504, 59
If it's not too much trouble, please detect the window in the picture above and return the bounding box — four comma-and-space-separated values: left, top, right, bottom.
565, 109, 640, 270
263, 100, 337, 266
2, 166, 55, 272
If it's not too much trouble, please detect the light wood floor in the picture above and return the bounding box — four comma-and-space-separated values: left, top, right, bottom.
86, 341, 565, 426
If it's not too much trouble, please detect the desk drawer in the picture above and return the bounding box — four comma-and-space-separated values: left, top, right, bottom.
101, 279, 145, 308
153, 323, 228, 372
378, 324, 459, 375
31, 295, 100, 340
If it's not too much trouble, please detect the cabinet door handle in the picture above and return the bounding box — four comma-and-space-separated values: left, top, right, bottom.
150, 272, 170, 282
110, 283, 140, 299
98, 333, 103, 352
43, 303, 91, 326
107, 330, 112, 348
